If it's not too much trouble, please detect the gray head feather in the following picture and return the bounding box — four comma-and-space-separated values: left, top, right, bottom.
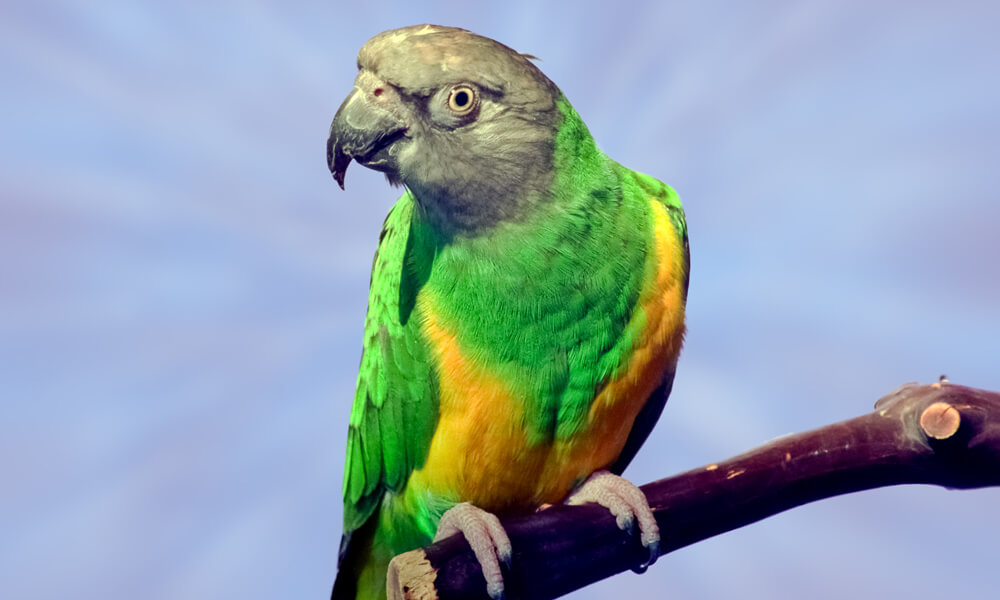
358, 25, 558, 111
328, 25, 565, 234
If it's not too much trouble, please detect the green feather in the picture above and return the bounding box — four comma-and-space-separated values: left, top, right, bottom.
340, 199, 440, 534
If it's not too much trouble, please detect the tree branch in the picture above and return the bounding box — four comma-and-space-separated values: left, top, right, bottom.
387, 382, 1000, 600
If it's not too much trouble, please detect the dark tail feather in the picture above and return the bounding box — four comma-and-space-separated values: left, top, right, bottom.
331, 516, 378, 600
610, 371, 675, 475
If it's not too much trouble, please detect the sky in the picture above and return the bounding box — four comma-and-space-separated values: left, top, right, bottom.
2, 1, 999, 599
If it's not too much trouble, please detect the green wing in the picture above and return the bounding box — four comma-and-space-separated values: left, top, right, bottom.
341, 192, 439, 533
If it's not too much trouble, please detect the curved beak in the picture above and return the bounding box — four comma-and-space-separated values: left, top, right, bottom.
327, 86, 407, 190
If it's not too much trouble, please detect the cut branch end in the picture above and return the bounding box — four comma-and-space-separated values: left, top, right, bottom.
920, 402, 962, 439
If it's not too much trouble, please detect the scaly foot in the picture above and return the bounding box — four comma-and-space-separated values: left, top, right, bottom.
434, 502, 512, 600
567, 470, 660, 572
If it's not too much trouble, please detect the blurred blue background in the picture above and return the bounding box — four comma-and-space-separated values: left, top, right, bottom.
3, 1, 998, 598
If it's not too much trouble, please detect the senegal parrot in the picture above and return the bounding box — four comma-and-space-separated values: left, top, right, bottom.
326, 25, 689, 600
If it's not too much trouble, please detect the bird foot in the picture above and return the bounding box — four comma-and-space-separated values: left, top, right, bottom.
567, 470, 660, 572
434, 502, 512, 600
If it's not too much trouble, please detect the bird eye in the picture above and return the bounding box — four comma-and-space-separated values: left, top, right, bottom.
447, 85, 476, 114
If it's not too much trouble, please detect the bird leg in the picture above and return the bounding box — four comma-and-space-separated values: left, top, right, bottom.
567, 470, 660, 572
434, 502, 512, 600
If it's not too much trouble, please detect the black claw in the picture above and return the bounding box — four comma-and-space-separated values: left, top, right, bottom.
646, 539, 661, 568
630, 539, 660, 574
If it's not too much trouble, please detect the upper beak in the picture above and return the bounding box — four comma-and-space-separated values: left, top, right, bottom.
327, 85, 407, 190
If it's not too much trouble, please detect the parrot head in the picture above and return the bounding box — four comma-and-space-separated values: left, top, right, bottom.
327, 25, 563, 230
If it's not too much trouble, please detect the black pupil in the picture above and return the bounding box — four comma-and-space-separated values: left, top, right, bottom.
454, 90, 469, 107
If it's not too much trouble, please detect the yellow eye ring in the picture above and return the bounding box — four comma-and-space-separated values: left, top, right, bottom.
447, 85, 476, 114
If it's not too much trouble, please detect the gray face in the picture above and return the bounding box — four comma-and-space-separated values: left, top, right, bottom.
327, 25, 564, 232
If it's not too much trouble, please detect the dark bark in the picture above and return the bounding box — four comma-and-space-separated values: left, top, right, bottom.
387, 382, 1000, 600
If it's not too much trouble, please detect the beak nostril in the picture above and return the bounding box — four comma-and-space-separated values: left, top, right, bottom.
373, 88, 383, 97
